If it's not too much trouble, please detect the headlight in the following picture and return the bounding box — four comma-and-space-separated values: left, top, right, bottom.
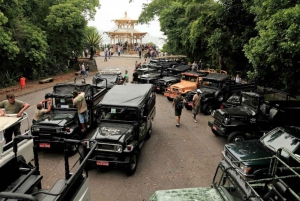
223, 118, 231, 125
211, 110, 215, 117
115, 145, 123, 153
240, 164, 251, 174
56, 129, 61, 133
32, 127, 40, 132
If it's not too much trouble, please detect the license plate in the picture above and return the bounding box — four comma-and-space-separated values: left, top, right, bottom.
188, 102, 193, 106
96, 161, 109, 166
39, 143, 50, 148
156, 87, 160, 90
213, 126, 217, 131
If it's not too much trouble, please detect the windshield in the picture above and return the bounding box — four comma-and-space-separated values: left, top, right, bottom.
99, 106, 137, 122
202, 80, 220, 89
241, 94, 259, 109
261, 129, 300, 158
181, 75, 197, 82
213, 165, 248, 201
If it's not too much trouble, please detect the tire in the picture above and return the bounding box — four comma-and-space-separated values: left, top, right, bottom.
67, 133, 80, 156
227, 131, 247, 143
214, 91, 224, 102
125, 151, 139, 176
211, 129, 219, 136
202, 103, 213, 115
145, 122, 152, 140
167, 97, 173, 101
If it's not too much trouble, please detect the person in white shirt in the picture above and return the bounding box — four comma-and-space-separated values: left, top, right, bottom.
235, 74, 242, 84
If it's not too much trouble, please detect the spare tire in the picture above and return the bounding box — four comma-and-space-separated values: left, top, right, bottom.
214, 91, 224, 102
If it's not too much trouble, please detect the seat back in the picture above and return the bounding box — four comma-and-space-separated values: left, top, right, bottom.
263, 181, 288, 201
0, 157, 21, 191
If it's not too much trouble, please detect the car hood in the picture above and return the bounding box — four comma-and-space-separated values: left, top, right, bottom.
150, 187, 223, 201
219, 105, 256, 116
36, 112, 76, 126
200, 87, 218, 96
170, 81, 195, 89
93, 122, 134, 142
225, 140, 273, 166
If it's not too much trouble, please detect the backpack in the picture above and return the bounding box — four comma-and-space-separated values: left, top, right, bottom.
175, 97, 184, 110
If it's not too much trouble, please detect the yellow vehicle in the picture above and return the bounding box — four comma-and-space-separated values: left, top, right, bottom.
164, 71, 208, 101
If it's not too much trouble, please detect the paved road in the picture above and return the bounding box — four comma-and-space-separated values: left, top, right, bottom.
17, 56, 227, 201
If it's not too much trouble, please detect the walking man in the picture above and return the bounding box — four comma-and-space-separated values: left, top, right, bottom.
132, 69, 139, 84
0, 93, 30, 143
72, 90, 88, 132
192, 89, 202, 123
172, 91, 186, 127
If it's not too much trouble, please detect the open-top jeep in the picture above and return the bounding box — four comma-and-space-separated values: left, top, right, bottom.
184, 73, 256, 115
223, 126, 300, 179
150, 148, 300, 201
0, 135, 96, 201
86, 84, 156, 175
208, 90, 300, 142
164, 71, 209, 101
92, 67, 123, 89
31, 81, 107, 155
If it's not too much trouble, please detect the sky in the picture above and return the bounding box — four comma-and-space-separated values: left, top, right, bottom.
88, 0, 164, 38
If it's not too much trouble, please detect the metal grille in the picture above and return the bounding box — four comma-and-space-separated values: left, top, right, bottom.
214, 111, 223, 126
96, 143, 118, 152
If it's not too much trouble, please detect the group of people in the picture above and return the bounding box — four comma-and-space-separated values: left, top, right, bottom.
79, 63, 89, 76
0, 88, 89, 144
172, 89, 202, 127
104, 47, 114, 62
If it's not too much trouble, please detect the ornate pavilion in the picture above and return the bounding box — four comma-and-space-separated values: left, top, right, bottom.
105, 12, 147, 52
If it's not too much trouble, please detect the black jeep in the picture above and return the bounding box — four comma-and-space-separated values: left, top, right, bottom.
156, 65, 190, 93
184, 73, 256, 115
92, 68, 123, 89
31, 82, 107, 155
208, 90, 300, 142
86, 84, 156, 175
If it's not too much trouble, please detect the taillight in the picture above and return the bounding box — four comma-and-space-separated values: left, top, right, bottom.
220, 104, 224, 109
66, 127, 70, 132
127, 145, 132, 150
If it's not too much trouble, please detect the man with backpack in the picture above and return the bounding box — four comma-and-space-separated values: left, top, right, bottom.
172, 91, 186, 127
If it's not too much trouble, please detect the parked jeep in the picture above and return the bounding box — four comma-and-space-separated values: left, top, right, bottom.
0, 135, 96, 201
164, 71, 209, 101
31, 81, 107, 155
223, 126, 300, 178
150, 147, 300, 201
155, 65, 191, 93
86, 84, 156, 175
92, 68, 123, 89
208, 90, 300, 142
184, 73, 256, 115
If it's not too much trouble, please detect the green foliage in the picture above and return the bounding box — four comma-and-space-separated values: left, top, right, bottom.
85, 26, 103, 59
0, 0, 100, 88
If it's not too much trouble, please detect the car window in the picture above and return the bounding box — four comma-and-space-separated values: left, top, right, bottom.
261, 129, 300, 158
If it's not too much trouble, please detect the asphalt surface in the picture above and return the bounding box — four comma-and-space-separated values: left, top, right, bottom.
17, 55, 227, 201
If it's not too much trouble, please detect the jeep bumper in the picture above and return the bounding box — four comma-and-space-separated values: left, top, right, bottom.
164, 91, 176, 99
87, 152, 132, 167
208, 121, 226, 136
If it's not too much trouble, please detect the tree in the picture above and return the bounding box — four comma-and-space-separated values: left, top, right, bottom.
85, 26, 103, 59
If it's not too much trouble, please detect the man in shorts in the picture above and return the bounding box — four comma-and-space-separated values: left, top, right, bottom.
0, 93, 30, 143
172, 91, 186, 127
192, 89, 202, 123
72, 90, 88, 132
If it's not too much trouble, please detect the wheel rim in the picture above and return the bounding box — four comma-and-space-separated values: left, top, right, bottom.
131, 155, 137, 170
207, 105, 213, 114
233, 136, 245, 143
